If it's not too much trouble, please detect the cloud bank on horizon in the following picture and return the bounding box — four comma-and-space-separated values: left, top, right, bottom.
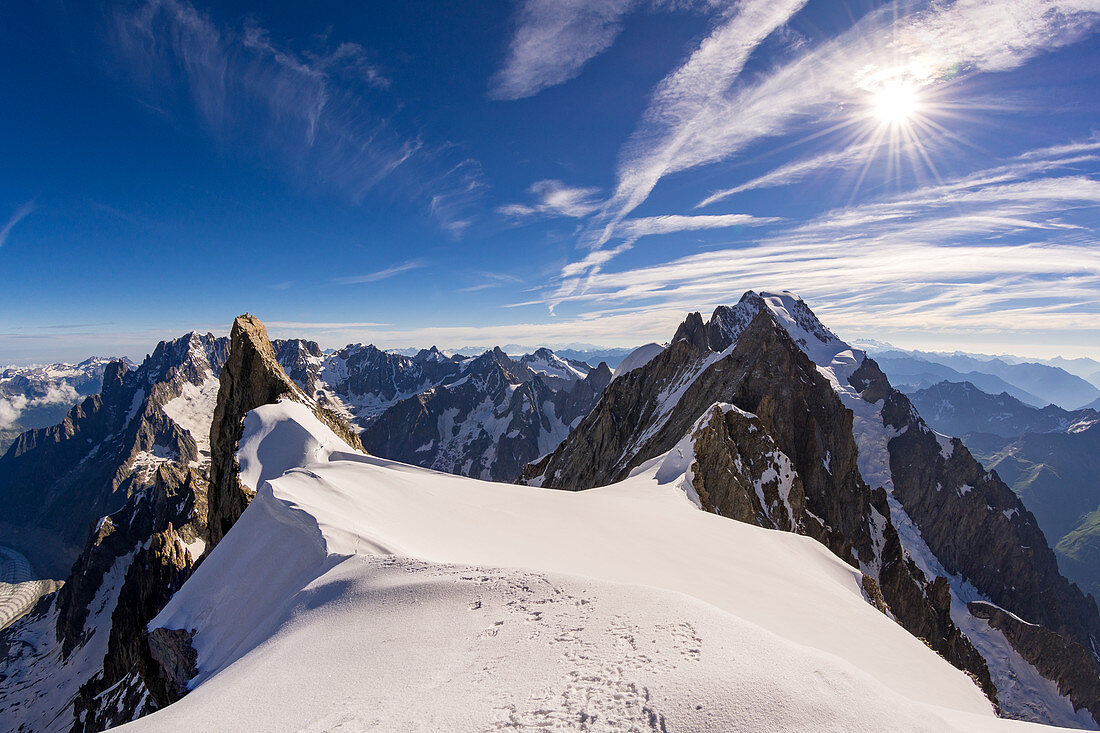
0, 0, 1098, 361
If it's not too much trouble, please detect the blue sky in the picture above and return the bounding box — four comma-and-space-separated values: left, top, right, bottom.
2, 0, 1099, 363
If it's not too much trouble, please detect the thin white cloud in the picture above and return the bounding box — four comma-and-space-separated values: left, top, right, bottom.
490, 0, 640, 100
697, 141, 880, 207
333, 259, 428, 285
113, 0, 481, 233
457, 272, 525, 293
616, 213, 780, 239
498, 179, 604, 219
0, 202, 35, 248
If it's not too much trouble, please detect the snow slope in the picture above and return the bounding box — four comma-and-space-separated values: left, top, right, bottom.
614, 342, 665, 379
115, 400, 1065, 732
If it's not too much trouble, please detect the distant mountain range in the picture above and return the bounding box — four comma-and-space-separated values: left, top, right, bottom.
908, 380, 1100, 601
3, 299, 1100, 730
0, 358, 132, 454
865, 348, 1100, 410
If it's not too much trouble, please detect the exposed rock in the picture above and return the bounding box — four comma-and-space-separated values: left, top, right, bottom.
970, 601, 1100, 723
146, 627, 198, 703
207, 315, 363, 547
853, 357, 1100, 657
687, 404, 805, 532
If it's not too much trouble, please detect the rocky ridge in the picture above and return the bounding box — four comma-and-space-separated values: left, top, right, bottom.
523, 290, 1100, 726
361, 347, 611, 481
0, 316, 361, 732
207, 316, 362, 548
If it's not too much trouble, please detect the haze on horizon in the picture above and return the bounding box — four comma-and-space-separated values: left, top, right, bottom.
1, 0, 1099, 364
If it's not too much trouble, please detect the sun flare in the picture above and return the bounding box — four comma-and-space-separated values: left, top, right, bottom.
871, 83, 920, 125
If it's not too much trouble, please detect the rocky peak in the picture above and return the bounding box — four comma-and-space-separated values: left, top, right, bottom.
206, 314, 363, 548
414, 345, 447, 363
522, 304, 1000, 704
585, 362, 613, 392
100, 359, 130, 402
671, 311, 709, 351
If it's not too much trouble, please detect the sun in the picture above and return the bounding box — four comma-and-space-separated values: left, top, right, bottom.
870, 82, 920, 125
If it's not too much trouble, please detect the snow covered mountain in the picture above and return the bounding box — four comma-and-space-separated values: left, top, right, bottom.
524, 290, 1100, 727
0, 358, 128, 454
360, 347, 611, 481
114, 399, 1043, 732
0, 335, 227, 580
271, 340, 611, 481
4, 300, 1099, 731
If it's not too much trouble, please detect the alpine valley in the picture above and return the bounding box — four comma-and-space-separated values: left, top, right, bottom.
2, 292, 1100, 732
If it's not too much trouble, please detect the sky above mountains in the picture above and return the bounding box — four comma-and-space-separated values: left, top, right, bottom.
2, 0, 1099, 363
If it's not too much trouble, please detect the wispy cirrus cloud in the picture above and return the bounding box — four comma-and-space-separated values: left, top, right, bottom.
333, 259, 428, 285
0, 202, 35, 248
533, 0, 1100, 297
592, 0, 1100, 244
112, 0, 481, 232
457, 272, 525, 293
698, 138, 1100, 209
696, 142, 881, 207
521, 144, 1100, 344
490, 0, 641, 100
498, 179, 605, 219
615, 213, 780, 240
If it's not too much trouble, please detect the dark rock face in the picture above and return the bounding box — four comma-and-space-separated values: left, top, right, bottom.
852, 357, 1100, 658
146, 627, 198, 704
906, 380, 1098, 439
64, 465, 204, 731
207, 315, 364, 548
687, 405, 806, 532
970, 601, 1100, 722
523, 300, 994, 696
0, 333, 227, 579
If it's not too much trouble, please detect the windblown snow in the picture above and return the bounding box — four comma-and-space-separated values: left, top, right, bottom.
118, 400, 1059, 732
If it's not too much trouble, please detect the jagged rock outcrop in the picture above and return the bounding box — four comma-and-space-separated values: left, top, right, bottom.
969, 601, 1100, 722
207, 314, 363, 547
686, 404, 806, 532
64, 464, 205, 730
